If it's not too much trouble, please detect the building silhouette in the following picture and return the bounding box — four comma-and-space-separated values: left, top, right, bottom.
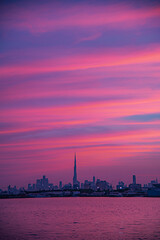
133, 175, 136, 185
129, 175, 141, 191
73, 153, 80, 189
59, 181, 62, 190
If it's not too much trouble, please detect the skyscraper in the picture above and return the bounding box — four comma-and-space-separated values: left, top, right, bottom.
73, 153, 77, 184
133, 175, 136, 185
73, 153, 79, 189
59, 181, 62, 190
93, 176, 95, 184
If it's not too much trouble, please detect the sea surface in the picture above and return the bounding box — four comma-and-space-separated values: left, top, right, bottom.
0, 197, 160, 240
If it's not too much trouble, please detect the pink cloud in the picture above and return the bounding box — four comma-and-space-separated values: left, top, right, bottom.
0, 44, 160, 77
1, 2, 160, 33
76, 32, 102, 43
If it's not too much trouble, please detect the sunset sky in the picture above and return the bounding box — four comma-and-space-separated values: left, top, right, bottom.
0, 0, 160, 189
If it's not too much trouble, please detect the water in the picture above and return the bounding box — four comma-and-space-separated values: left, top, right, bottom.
0, 197, 160, 240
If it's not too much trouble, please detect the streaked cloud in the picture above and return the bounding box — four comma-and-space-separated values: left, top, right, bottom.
0, 0, 160, 187
123, 113, 160, 122
1, 2, 160, 33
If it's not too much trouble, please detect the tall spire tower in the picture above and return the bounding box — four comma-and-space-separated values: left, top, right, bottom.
73, 153, 77, 185
73, 153, 79, 189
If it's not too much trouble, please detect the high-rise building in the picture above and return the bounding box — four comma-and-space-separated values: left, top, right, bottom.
73, 153, 80, 189
59, 181, 62, 190
133, 175, 136, 185
129, 175, 141, 191
93, 176, 95, 184
73, 153, 77, 184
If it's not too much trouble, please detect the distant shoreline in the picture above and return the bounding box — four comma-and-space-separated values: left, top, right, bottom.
1, 195, 160, 199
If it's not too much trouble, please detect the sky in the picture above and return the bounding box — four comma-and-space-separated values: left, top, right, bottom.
0, 0, 160, 189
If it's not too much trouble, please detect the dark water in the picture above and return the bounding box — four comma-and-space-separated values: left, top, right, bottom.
0, 197, 160, 240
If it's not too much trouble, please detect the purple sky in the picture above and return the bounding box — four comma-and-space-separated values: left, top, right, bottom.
0, 0, 160, 189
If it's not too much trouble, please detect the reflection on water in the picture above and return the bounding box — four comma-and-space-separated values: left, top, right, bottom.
0, 198, 160, 240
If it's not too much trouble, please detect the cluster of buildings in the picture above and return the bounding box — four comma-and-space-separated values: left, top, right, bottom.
0, 154, 160, 197
24, 154, 113, 192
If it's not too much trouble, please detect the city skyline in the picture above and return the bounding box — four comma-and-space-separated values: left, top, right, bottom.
0, 0, 160, 189
1, 154, 159, 191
